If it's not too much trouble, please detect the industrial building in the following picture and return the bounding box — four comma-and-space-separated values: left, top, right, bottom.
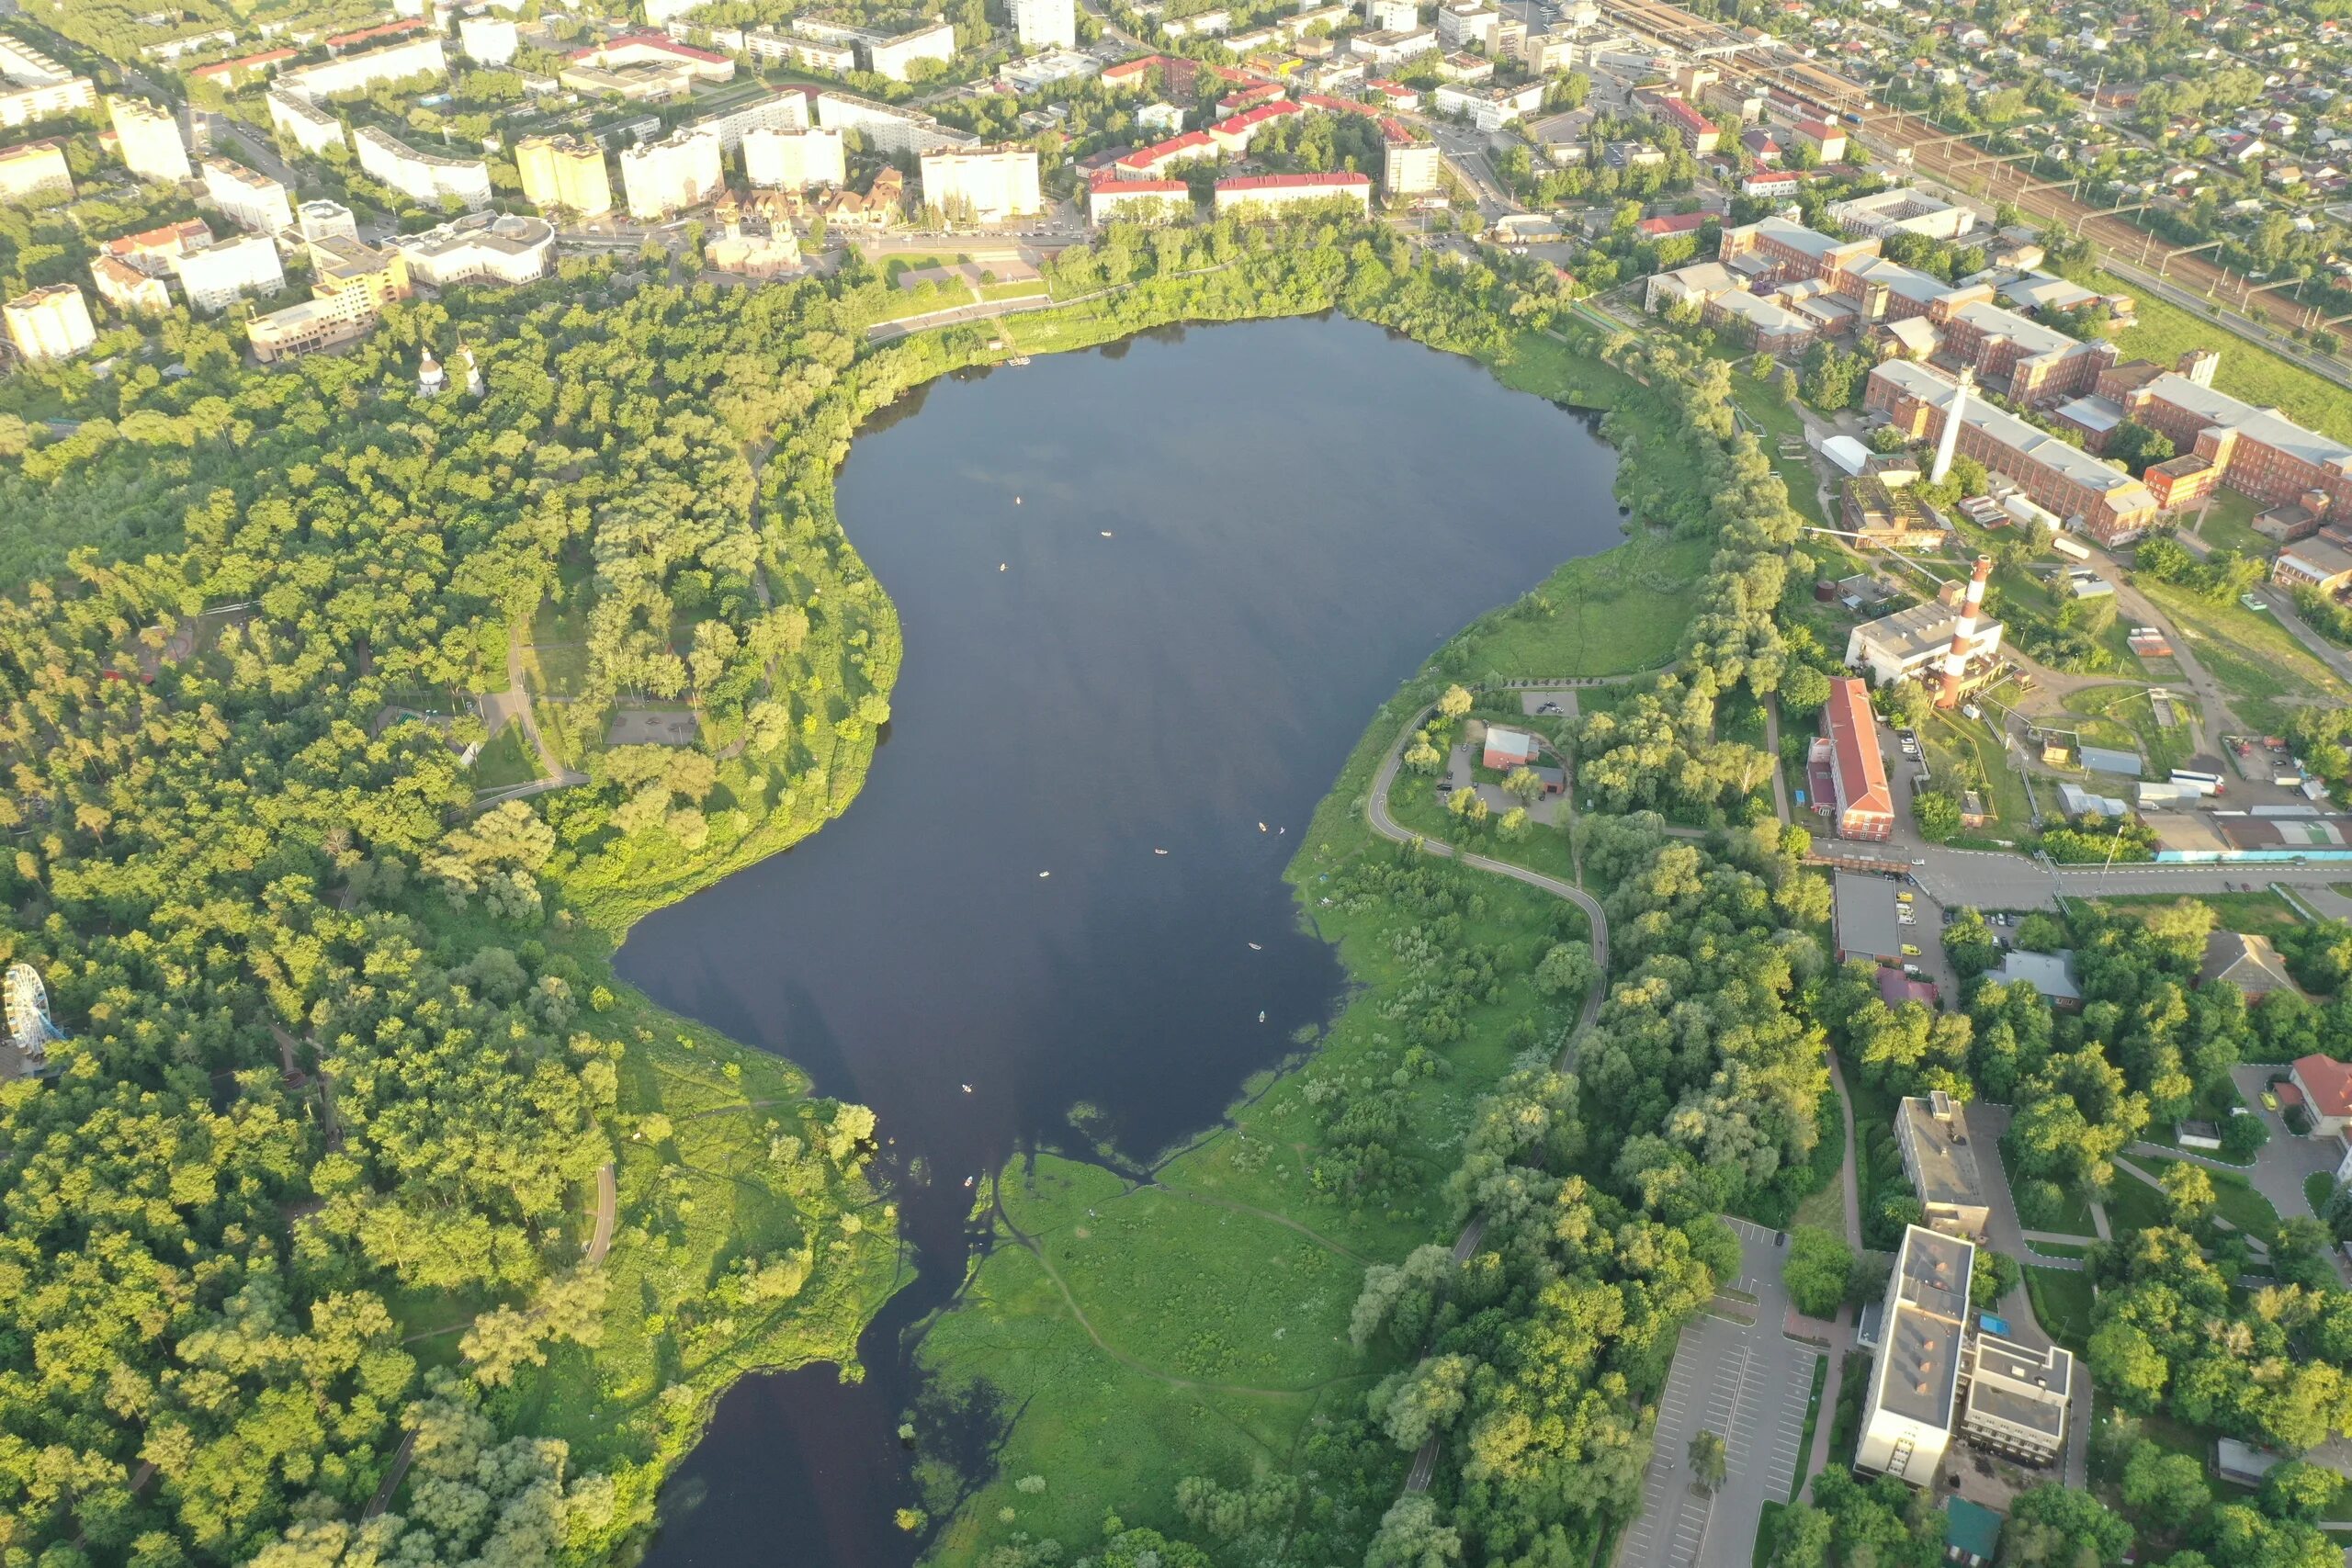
1844, 560, 2005, 698
1811, 678, 1894, 840
516, 134, 614, 218
3, 282, 96, 363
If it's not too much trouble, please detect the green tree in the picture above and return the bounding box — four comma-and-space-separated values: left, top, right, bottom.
1781, 1226, 1853, 1318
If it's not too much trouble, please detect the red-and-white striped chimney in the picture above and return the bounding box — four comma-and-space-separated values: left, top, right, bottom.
1936, 554, 1994, 709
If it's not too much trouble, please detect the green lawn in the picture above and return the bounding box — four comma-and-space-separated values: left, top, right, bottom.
2309, 1172, 2337, 1221
1434, 530, 1711, 682
2137, 577, 2352, 735
2064, 683, 2198, 778
1753, 1500, 1785, 1568
471, 719, 542, 791
1921, 708, 2030, 840
2025, 1267, 2097, 1352
2103, 1164, 2171, 1235
2099, 269, 2352, 448
2185, 487, 2272, 559
2131, 1153, 2282, 1244
1790, 1356, 1829, 1501
2089, 888, 2306, 943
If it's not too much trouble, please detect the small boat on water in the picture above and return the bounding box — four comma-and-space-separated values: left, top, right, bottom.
1153, 848, 1168, 856
1008, 355, 1032, 366
1248, 942, 1262, 951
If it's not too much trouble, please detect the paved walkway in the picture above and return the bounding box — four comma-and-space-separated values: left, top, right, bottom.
1963, 1103, 2093, 1488
1800, 1053, 1865, 1487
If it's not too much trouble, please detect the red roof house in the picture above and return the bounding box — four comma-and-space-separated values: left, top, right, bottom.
1816, 677, 1894, 840
2289, 1055, 2352, 1135
1634, 210, 1711, 240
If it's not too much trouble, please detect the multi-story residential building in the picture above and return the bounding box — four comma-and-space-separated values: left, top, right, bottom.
277, 37, 448, 101
1895, 1092, 1990, 1239
0, 38, 96, 129
91, 255, 172, 316
1866, 359, 2160, 545
867, 20, 958, 80
1366, 0, 1420, 29
1113, 130, 1217, 179
919, 144, 1041, 225
1812, 676, 1894, 840
1829, 187, 1974, 242
267, 90, 345, 153
1380, 119, 1440, 195
1087, 172, 1190, 224
105, 218, 212, 275
397, 213, 556, 287
1211, 170, 1371, 215
1958, 1336, 2073, 1469
3, 282, 95, 362
744, 127, 845, 191
0, 140, 70, 202
1012, 0, 1079, 51
516, 134, 613, 217
620, 128, 723, 220
355, 127, 492, 209
173, 232, 286, 314
1209, 99, 1304, 153
458, 15, 519, 65
297, 200, 358, 243
694, 88, 810, 152
1432, 80, 1542, 130
814, 93, 976, 157
1435, 2, 1499, 50
201, 157, 293, 234
189, 50, 300, 91
108, 96, 192, 183
1854, 1225, 1972, 1483
749, 28, 857, 74
250, 231, 414, 363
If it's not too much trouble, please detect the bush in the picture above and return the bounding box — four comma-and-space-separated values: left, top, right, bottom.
1782, 1226, 1855, 1318
2016, 1177, 2067, 1230
2220, 1111, 2268, 1162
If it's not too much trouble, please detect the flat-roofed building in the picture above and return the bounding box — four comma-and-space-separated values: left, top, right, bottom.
516, 134, 613, 217
1897, 1092, 1989, 1239
1432, 78, 1543, 130
0, 38, 96, 129
3, 281, 95, 362
1959, 1335, 2072, 1466
1381, 118, 1440, 195
620, 127, 723, 220
104, 217, 212, 275
1866, 359, 2159, 545
297, 199, 358, 243
564, 33, 734, 84
1856, 1224, 1973, 1484
1829, 186, 1974, 242
248, 287, 380, 362
201, 157, 293, 234
920, 144, 1042, 225
744, 126, 844, 191
694, 88, 811, 152
1212, 170, 1371, 215
173, 232, 285, 313
1813, 677, 1894, 840
749, 28, 858, 73
1832, 871, 1903, 964
1930, 293, 2115, 408
396, 212, 555, 287
108, 96, 191, 183
278, 36, 447, 101
799, 18, 959, 81
458, 14, 519, 64
2274, 536, 2352, 594
0, 139, 69, 201
1437, 2, 1499, 50
814, 92, 977, 156
355, 126, 492, 209
1844, 598, 2006, 689
1718, 213, 1877, 284
267, 90, 345, 154
91, 254, 171, 315
2099, 352, 2352, 520
1012, 0, 1079, 50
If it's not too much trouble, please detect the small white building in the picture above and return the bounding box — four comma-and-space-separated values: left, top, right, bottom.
172, 232, 286, 314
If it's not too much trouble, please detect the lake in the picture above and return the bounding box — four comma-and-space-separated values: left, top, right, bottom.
616, 312, 1627, 1567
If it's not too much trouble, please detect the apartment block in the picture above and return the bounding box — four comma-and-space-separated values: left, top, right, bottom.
1211, 170, 1372, 215
355, 126, 492, 209
267, 90, 345, 154
620, 128, 723, 220
1012, 0, 1079, 51
516, 134, 613, 217
3, 282, 95, 362
1381, 119, 1441, 196
744, 127, 845, 191
868, 20, 958, 80
694, 88, 810, 152
749, 28, 858, 73
201, 157, 293, 234
458, 15, 519, 64
0, 139, 70, 201
1432, 80, 1542, 130
107, 96, 192, 183
0, 38, 96, 129
1855, 1225, 1972, 1483
920, 144, 1041, 224
172, 232, 286, 314
278, 36, 448, 101
814, 93, 977, 157
1087, 173, 1190, 224
91, 255, 171, 316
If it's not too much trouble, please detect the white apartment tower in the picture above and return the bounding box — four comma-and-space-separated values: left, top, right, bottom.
1012, 0, 1079, 50
743, 126, 846, 190
620, 128, 724, 220
201, 157, 294, 234
107, 96, 192, 183
3, 282, 96, 362
172, 233, 286, 314
919, 144, 1042, 225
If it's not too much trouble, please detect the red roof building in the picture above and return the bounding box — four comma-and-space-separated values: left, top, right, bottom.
1815, 677, 1894, 840
2289, 1055, 2352, 1134
1218, 82, 1285, 113
326, 17, 427, 49
1211, 169, 1372, 212
1300, 93, 1377, 117
1212, 170, 1371, 189
568, 31, 733, 66
189, 47, 298, 83
1634, 210, 1710, 240
1209, 97, 1305, 152
1114, 130, 1217, 176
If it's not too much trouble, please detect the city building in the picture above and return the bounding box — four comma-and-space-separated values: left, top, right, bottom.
1381, 119, 1440, 196
516, 134, 613, 217
1211, 170, 1372, 215
814, 93, 977, 157
297, 199, 358, 243
1866, 359, 2160, 545
792, 17, 955, 81
277, 36, 448, 101
396, 212, 555, 287
1986, 949, 2082, 1009
744, 126, 845, 191
1351, 27, 1438, 67
1087, 173, 1190, 224
1855, 1224, 1973, 1483
1958, 1334, 2072, 1468
201, 157, 293, 234
2274, 536, 2352, 594
707, 231, 801, 277
1209, 99, 1304, 153
105, 218, 212, 275
1432, 80, 1543, 131
1012, 0, 1079, 51
91, 255, 171, 315
1644, 262, 1814, 351
1844, 596, 2006, 690
2198, 931, 2299, 997
355, 126, 492, 208
108, 96, 192, 183
1832, 871, 1903, 964
1000, 50, 1099, 93
0, 38, 96, 129
749, 28, 858, 74
1812, 677, 1894, 840
267, 90, 345, 154
458, 14, 519, 64
2063, 352, 2352, 520
1113, 130, 1216, 178
173, 232, 285, 313
1436, 2, 1500, 50
0, 139, 70, 202
620, 128, 723, 220
250, 233, 413, 363
2284, 1055, 2352, 1137
563, 33, 734, 85
1897, 1093, 1989, 1239
1638, 91, 1717, 152
919, 144, 1041, 225
692, 88, 811, 152
3, 282, 95, 362
1828, 187, 1975, 242
1787, 117, 1845, 161
1926, 292, 2114, 408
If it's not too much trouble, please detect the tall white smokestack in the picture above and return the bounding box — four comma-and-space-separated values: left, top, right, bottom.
1937, 554, 1993, 709
1929, 367, 1973, 484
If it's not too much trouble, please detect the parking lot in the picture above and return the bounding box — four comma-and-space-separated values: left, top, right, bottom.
1617, 1220, 1820, 1568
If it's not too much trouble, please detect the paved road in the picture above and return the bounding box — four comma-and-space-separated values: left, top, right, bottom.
2225, 1066, 2346, 1229
1618, 1220, 1819, 1568
1828, 842, 2352, 915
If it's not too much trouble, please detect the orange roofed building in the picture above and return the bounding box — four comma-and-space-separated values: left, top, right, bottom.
1811, 677, 1894, 840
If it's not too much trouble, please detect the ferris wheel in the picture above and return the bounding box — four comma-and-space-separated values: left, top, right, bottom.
4, 964, 65, 1060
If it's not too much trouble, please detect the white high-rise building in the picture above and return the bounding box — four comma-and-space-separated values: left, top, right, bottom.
107, 96, 191, 183
355, 126, 492, 208
298, 200, 359, 243
0, 39, 97, 130
620, 128, 723, 220
201, 157, 294, 233
919, 144, 1042, 225
172, 233, 287, 313
743, 126, 845, 191
458, 15, 519, 64
692, 88, 810, 152
3, 282, 96, 362
815, 93, 978, 157
267, 90, 345, 154
1012, 0, 1079, 50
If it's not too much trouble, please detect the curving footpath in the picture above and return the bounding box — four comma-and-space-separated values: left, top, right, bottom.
1363, 703, 1611, 1494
